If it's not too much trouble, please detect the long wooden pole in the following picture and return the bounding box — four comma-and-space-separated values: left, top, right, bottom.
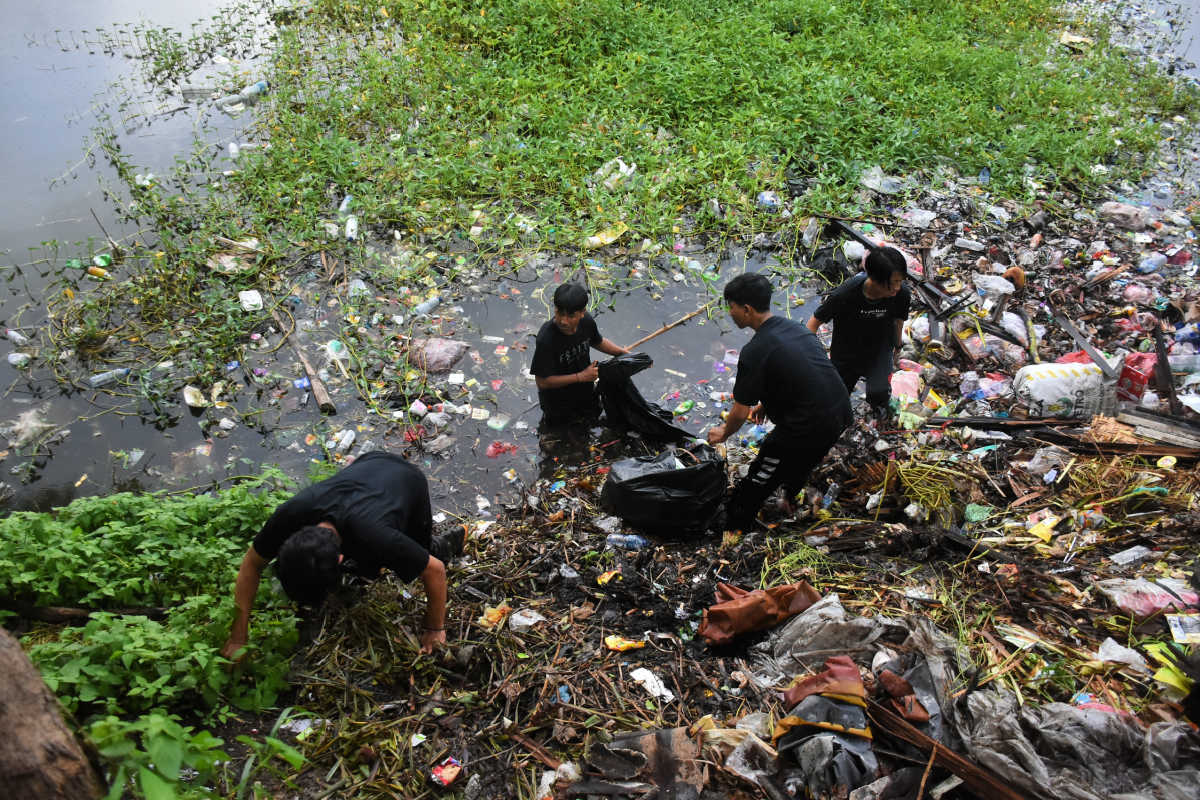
624, 303, 712, 351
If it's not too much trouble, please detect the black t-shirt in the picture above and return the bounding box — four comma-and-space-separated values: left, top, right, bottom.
733, 316, 852, 441
252, 451, 433, 582
529, 313, 602, 420
814, 274, 911, 362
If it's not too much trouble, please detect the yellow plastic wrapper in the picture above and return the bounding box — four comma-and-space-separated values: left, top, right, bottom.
478, 603, 512, 630
597, 570, 621, 586
604, 635, 645, 652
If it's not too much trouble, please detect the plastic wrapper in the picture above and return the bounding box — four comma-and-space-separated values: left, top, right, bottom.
1095, 578, 1199, 617
409, 337, 469, 373
776, 694, 878, 799
698, 581, 822, 646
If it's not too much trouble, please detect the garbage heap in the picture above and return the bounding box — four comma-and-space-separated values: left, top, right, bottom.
270, 192, 1200, 800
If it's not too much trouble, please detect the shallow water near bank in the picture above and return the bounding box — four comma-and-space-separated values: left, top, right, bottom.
0, 0, 1199, 515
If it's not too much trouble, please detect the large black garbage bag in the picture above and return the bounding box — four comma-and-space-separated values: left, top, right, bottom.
599, 442, 726, 536
597, 353, 690, 443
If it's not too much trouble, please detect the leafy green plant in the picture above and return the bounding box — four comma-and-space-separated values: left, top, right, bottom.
0, 473, 289, 608
31, 594, 297, 715
3, 472, 300, 715
88, 712, 230, 800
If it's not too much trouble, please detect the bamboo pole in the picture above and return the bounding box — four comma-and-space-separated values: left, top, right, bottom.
624, 303, 712, 351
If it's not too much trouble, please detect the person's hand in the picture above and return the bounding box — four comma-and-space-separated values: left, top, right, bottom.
748, 404, 766, 424
220, 637, 248, 663
579, 362, 599, 383
420, 628, 446, 654
707, 424, 726, 445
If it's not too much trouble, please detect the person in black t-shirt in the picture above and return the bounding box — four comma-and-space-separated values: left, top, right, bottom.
529, 282, 629, 424
708, 274, 851, 531
221, 452, 461, 660
807, 247, 911, 416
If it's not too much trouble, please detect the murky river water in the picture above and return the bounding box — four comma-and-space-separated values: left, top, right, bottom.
0, 0, 1197, 515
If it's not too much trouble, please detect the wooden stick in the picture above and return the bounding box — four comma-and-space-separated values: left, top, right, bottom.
625, 304, 712, 351
272, 309, 337, 414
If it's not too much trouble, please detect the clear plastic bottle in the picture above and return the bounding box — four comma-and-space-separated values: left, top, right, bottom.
333, 429, 356, 453
216, 80, 269, 109
821, 482, 841, 509
345, 215, 359, 241
4, 329, 30, 346
606, 533, 649, 551
88, 367, 130, 388
414, 295, 441, 316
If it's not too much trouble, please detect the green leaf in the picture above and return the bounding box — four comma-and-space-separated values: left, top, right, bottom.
146, 735, 183, 780
265, 737, 306, 769
138, 767, 176, 800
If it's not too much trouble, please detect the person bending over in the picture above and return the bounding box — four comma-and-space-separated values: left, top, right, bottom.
807, 247, 910, 416
221, 452, 461, 659
708, 274, 852, 531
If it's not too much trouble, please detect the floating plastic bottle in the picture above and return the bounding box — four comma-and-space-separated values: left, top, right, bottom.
4, 329, 30, 346
333, 429, 356, 453
87, 367, 130, 388
414, 295, 441, 316
7, 353, 31, 368
216, 80, 269, 109
338, 195, 354, 216
606, 533, 649, 551
345, 215, 359, 241
672, 399, 694, 416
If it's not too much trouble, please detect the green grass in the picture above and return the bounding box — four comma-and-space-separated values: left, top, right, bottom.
231, 0, 1191, 245
56, 0, 1197, 389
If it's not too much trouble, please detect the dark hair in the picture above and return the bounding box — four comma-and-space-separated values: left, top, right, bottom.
552, 282, 589, 313
275, 525, 341, 605
865, 247, 908, 284
723, 273, 772, 312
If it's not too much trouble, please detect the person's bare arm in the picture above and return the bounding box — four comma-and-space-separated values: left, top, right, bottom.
806, 316, 823, 334
707, 401, 754, 445
596, 337, 630, 356
418, 556, 448, 654
221, 546, 268, 661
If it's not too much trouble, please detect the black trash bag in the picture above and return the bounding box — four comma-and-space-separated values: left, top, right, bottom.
599, 442, 726, 537
807, 242, 854, 285
597, 353, 691, 443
